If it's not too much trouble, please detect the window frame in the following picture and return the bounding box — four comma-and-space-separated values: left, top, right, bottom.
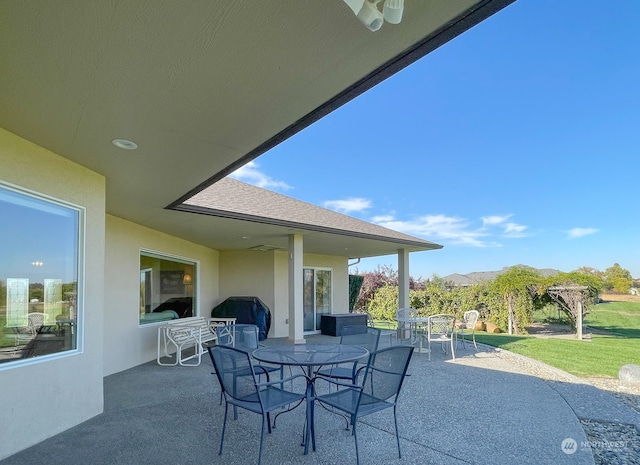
138, 248, 199, 327
303, 266, 333, 333
0, 181, 85, 371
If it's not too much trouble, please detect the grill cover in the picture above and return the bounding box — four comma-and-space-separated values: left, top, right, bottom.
211, 296, 271, 340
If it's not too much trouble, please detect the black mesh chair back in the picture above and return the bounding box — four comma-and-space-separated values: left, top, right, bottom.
316, 325, 380, 382
365, 312, 395, 347
208, 345, 306, 465
315, 345, 414, 465
210, 345, 260, 410
340, 325, 381, 353
358, 345, 412, 407
214, 324, 283, 410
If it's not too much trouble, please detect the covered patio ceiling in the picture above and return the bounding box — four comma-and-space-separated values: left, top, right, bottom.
0, 0, 515, 258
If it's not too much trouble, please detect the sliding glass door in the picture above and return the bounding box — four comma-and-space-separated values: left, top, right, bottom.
303, 268, 332, 332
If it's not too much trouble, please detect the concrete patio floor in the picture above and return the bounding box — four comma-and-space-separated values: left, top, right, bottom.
2, 333, 639, 465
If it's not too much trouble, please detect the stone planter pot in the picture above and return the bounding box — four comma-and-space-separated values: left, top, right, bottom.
475, 321, 486, 331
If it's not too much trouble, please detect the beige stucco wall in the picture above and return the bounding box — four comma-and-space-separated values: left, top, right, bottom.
0, 128, 106, 460
219, 250, 350, 338
104, 215, 219, 376
218, 250, 278, 335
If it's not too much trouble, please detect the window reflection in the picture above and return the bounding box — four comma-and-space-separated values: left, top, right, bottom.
139, 251, 197, 324
303, 268, 332, 332
0, 184, 81, 365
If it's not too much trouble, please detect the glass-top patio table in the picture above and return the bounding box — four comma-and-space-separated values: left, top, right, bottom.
253, 343, 368, 455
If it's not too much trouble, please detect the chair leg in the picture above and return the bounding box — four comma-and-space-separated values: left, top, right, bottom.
219, 403, 229, 455
451, 337, 455, 360
258, 415, 266, 465
393, 405, 402, 458
353, 420, 360, 465
457, 330, 467, 349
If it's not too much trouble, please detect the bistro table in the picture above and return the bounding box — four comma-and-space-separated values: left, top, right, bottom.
395, 316, 430, 352
253, 343, 368, 455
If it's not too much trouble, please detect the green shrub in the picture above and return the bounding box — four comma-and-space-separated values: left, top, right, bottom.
367, 284, 399, 321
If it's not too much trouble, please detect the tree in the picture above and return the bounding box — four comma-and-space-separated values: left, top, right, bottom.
573, 266, 604, 281
352, 265, 398, 313
552, 271, 603, 297
352, 266, 427, 313
348, 274, 364, 312
366, 284, 399, 321
489, 266, 543, 334
603, 263, 633, 293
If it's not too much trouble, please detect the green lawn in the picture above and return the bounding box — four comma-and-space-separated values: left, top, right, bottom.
372, 301, 640, 378
473, 300, 640, 378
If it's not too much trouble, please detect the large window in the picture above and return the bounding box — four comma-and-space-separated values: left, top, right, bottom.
139, 250, 197, 325
0, 183, 83, 366
303, 268, 332, 332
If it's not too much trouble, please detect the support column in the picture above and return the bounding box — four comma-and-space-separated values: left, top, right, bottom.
577, 301, 583, 341
288, 234, 305, 344
398, 248, 410, 309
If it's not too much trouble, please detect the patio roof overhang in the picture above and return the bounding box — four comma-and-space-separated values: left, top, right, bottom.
0, 0, 514, 257
174, 178, 442, 258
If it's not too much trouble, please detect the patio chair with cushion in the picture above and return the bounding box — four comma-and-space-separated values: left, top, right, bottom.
315, 345, 414, 465
208, 345, 306, 465
455, 310, 479, 351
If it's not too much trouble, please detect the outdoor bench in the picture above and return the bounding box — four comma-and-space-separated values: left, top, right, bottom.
157, 316, 236, 366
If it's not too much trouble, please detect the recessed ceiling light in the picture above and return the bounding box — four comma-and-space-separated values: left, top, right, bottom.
112, 138, 138, 150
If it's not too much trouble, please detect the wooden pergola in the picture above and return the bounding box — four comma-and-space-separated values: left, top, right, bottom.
547, 285, 590, 340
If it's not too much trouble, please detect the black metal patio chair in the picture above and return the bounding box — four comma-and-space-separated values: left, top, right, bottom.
315, 325, 380, 382
315, 345, 414, 465
213, 324, 284, 418
215, 323, 283, 379
208, 345, 306, 465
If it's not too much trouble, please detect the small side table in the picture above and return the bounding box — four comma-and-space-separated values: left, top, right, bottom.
320, 313, 367, 336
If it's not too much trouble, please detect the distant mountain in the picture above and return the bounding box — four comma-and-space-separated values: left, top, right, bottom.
442, 265, 562, 286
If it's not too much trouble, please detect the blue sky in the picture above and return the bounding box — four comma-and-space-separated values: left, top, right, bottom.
230, 0, 640, 280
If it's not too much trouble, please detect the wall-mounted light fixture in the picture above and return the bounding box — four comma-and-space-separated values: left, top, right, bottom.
342, 0, 404, 32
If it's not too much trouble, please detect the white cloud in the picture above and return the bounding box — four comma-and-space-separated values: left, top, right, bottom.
229, 161, 292, 190
503, 222, 528, 238
566, 227, 599, 238
371, 212, 533, 247
373, 214, 499, 247
371, 214, 395, 222
323, 197, 371, 214
482, 214, 512, 226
